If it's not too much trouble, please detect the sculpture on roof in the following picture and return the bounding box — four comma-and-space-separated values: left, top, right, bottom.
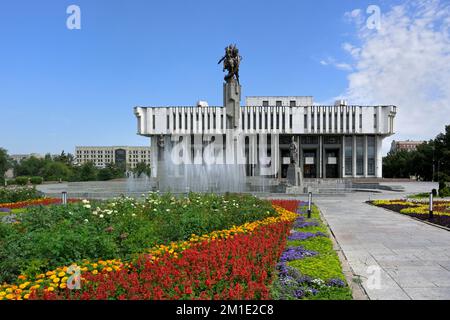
218, 44, 242, 84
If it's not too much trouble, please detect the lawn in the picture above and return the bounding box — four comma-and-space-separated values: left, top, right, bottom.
270, 202, 352, 300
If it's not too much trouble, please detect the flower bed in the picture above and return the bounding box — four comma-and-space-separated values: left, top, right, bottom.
271, 202, 352, 300
0, 196, 296, 300
370, 199, 450, 228
0, 198, 79, 210
0, 187, 42, 204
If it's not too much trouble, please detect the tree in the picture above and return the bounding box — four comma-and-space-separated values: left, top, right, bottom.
78, 162, 99, 181
0, 148, 12, 183
40, 161, 72, 181
383, 125, 450, 181
133, 162, 151, 178
14, 156, 46, 177
98, 163, 125, 181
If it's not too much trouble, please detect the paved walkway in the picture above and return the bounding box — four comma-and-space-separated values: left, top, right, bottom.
316, 182, 450, 300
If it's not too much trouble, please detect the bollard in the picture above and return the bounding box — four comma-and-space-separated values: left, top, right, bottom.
307, 192, 312, 219
62, 191, 68, 205
429, 191, 434, 220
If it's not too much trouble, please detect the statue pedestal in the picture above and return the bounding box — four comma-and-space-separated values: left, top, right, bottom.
286, 164, 302, 186
223, 79, 241, 129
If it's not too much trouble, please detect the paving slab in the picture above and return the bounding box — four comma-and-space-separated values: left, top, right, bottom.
314, 183, 450, 300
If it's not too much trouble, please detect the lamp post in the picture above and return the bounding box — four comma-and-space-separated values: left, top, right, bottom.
307, 192, 312, 219
429, 191, 434, 220
62, 191, 68, 205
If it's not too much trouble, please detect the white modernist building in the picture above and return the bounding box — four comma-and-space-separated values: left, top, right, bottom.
134, 92, 396, 180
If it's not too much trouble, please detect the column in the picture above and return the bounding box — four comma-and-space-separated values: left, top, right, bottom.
307, 107, 312, 133
325, 108, 329, 133
352, 135, 357, 178
364, 135, 368, 178
376, 136, 383, 178
151, 136, 158, 178
341, 136, 345, 178
331, 108, 335, 133
318, 136, 323, 178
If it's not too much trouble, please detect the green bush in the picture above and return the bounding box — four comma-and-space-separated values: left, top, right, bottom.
15, 176, 29, 186
440, 186, 450, 198
0, 187, 42, 204
0, 193, 276, 283
6, 179, 16, 186
29, 176, 43, 185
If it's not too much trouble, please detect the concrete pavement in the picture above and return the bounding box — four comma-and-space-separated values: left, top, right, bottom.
316, 182, 450, 300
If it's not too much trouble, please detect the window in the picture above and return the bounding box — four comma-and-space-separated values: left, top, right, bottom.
359, 113, 362, 129
304, 114, 308, 129
345, 136, 353, 175
356, 136, 364, 175
262, 100, 269, 107
276, 101, 282, 107
374, 113, 377, 129
368, 136, 375, 175
290, 101, 296, 107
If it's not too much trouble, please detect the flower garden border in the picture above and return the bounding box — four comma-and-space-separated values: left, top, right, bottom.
367, 201, 450, 233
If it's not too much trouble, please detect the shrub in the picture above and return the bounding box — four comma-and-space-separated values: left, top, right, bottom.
6, 179, 16, 186
0, 187, 42, 204
15, 176, 29, 186
30, 177, 43, 185
439, 187, 450, 198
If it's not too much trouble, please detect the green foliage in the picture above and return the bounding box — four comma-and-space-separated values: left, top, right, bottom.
6, 179, 16, 186
0, 148, 12, 179
29, 177, 43, 185
15, 176, 29, 186
0, 187, 42, 204
97, 163, 125, 181
383, 125, 450, 181
0, 193, 276, 283
133, 162, 151, 178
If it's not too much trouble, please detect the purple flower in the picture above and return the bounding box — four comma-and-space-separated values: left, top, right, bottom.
0, 208, 11, 213
293, 220, 319, 228
327, 279, 346, 287
288, 231, 326, 241
280, 246, 317, 262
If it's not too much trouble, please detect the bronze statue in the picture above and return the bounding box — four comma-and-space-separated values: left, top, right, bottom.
289, 137, 299, 165
218, 44, 242, 84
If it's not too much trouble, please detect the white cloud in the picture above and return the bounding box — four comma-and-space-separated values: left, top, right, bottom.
340, 0, 450, 154
319, 57, 353, 71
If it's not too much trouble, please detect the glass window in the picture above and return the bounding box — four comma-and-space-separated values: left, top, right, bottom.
262, 100, 269, 107
290, 101, 296, 107
368, 136, 376, 175
345, 136, 353, 176
276, 101, 282, 107
356, 136, 364, 175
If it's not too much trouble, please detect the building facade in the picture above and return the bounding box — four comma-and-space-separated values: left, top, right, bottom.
75, 146, 151, 169
390, 140, 424, 153
135, 96, 396, 180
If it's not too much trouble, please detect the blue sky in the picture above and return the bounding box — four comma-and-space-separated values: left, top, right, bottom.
1, 0, 449, 155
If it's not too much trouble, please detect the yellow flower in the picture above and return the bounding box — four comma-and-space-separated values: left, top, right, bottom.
53, 277, 60, 283
106, 267, 113, 272
92, 270, 98, 275
60, 283, 67, 289
0, 292, 6, 297
24, 294, 30, 300
47, 287, 55, 292
58, 272, 66, 277
6, 294, 15, 300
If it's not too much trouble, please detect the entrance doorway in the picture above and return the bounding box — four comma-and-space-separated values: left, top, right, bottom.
303, 150, 317, 178
325, 149, 339, 178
